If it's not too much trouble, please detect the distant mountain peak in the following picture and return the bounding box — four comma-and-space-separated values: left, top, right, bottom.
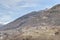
54, 4, 60, 7
51, 4, 60, 10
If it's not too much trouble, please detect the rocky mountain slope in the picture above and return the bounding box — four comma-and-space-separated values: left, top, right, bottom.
1, 4, 60, 30
0, 4, 60, 40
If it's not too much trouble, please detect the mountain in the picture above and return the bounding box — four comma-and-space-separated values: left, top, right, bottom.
1, 4, 60, 30
0, 4, 60, 40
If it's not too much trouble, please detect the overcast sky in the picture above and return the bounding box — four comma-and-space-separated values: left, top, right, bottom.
0, 0, 60, 24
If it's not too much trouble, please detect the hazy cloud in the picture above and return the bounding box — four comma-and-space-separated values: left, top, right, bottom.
0, 15, 13, 24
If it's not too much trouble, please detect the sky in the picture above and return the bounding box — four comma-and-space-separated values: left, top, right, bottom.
0, 0, 60, 24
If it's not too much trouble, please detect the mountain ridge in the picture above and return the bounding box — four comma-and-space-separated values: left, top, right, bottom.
0, 4, 60, 30
0, 4, 60, 40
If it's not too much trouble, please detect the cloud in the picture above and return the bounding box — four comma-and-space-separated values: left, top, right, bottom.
0, 15, 13, 24
0, 0, 21, 8
0, 0, 41, 10
0, 0, 60, 10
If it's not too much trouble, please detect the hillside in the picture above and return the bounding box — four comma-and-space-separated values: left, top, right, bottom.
1, 4, 60, 30
0, 4, 60, 40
